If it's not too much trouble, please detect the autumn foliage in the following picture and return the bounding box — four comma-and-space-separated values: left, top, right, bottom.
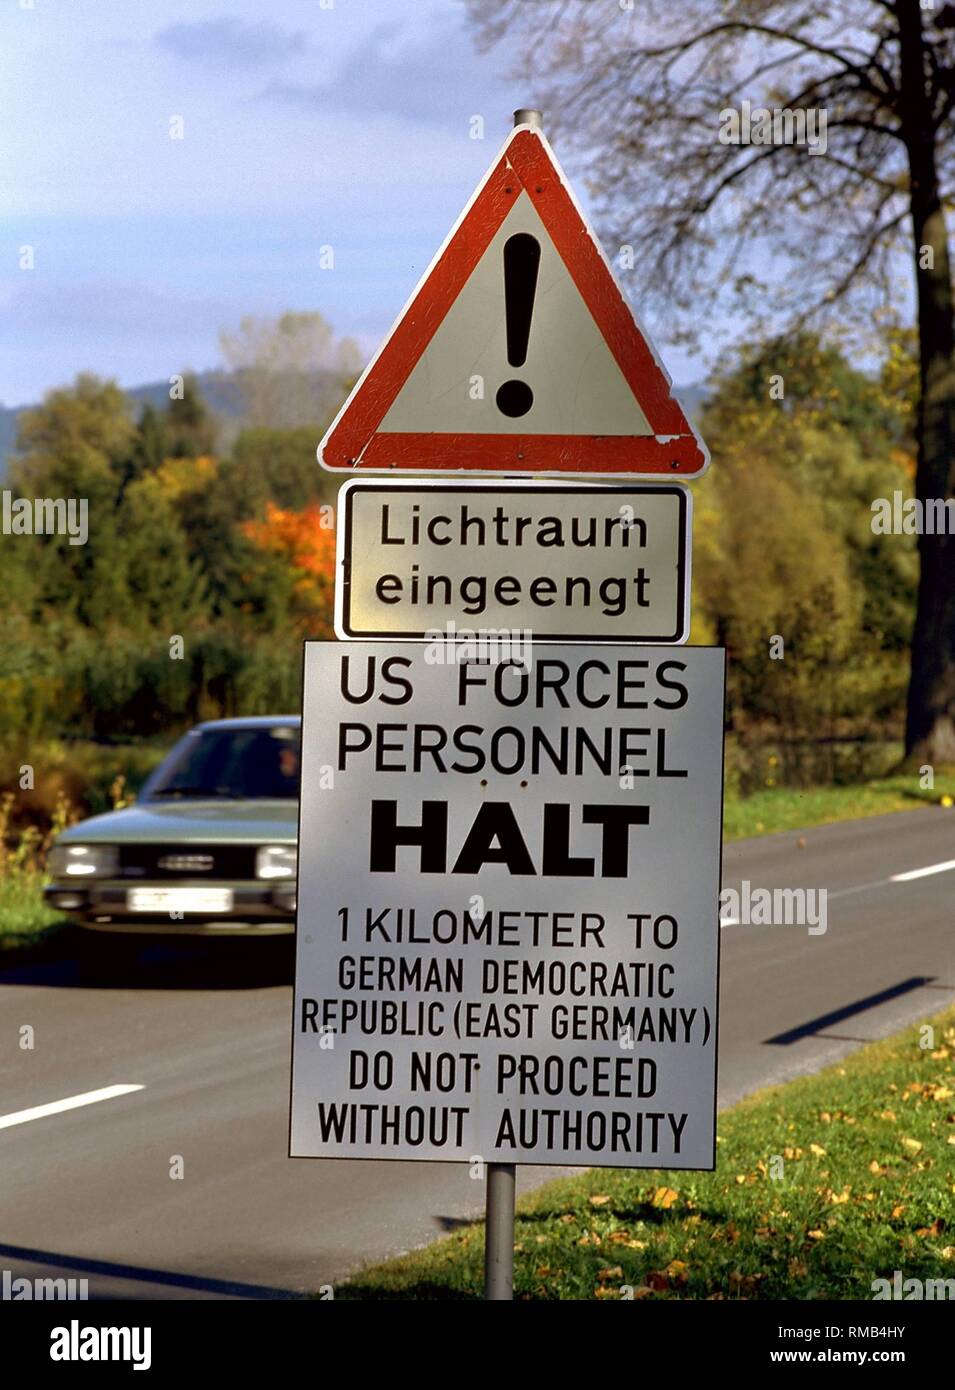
242, 501, 337, 638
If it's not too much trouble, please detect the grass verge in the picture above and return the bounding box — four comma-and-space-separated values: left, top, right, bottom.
723, 773, 955, 841
0, 872, 66, 949
336, 1008, 955, 1300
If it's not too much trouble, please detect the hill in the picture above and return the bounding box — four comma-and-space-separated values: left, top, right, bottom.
0, 374, 708, 478
0, 368, 343, 478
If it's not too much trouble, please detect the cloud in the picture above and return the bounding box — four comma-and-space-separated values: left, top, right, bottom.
259, 17, 519, 128
156, 17, 306, 68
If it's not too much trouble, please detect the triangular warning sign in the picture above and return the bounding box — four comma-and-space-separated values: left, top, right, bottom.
319, 124, 708, 476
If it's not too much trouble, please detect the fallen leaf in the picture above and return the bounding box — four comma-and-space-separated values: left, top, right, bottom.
881, 1109, 897, 1122
589, 1194, 611, 1207
652, 1186, 679, 1209
807, 1229, 826, 1240
902, 1138, 923, 1153
597, 1265, 624, 1280
810, 1144, 826, 1157
892, 1204, 906, 1219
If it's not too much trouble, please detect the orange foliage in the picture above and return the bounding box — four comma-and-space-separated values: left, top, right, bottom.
242, 501, 336, 636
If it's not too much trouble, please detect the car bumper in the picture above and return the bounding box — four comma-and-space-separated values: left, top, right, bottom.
43, 880, 297, 936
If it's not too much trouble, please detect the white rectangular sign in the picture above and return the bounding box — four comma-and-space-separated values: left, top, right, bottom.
335, 480, 690, 644
290, 642, 724, 1168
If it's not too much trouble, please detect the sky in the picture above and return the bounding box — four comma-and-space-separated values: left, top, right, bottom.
0, 0, 705, 407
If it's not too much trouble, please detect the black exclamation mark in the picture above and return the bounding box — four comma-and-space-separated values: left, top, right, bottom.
495, 232, 541, 418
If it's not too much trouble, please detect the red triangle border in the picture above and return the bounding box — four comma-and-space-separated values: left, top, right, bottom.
319, 128, 706, 476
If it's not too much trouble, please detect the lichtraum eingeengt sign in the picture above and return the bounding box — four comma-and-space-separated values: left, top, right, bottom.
335, 480, 691, 645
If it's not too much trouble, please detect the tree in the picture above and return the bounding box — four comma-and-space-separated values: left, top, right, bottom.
166, 374, 217, 458
14, 373, 135, 474
242, 501, 337, 637
126, 403, 168, 486
4, 373, 327, 739
10, 376, 140, 627
469, 0, 955, 763
693, 331, 918, 786
219, 311, 363, 430
226, 426, 339, 514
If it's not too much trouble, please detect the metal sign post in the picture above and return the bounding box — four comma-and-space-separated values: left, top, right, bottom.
299, 107, 721, 1311
484, 1162, 516, 1300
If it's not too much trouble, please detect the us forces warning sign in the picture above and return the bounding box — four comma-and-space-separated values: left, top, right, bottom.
336, 479, 691, 644
317, 122, 707, 476
290, 642, 724, 1168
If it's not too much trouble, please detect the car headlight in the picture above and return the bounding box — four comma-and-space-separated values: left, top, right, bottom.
256, 845, 297, 880
48, 843, 119, 878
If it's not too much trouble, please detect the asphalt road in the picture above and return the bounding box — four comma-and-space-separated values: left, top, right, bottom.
1, 806, 953, 1299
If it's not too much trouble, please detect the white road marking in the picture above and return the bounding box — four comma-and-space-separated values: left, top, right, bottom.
720, 857, 955, 925
827, 878, 891, 901
890, 859, 955, 883
0, 1084, 144, 1131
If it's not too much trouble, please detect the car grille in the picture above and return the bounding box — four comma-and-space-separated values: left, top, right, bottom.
117, 844, 259, 880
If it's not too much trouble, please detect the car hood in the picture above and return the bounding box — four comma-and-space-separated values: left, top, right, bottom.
56, 800, 299, 845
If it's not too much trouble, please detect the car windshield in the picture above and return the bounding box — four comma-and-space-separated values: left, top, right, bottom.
142, 726, 301, 801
